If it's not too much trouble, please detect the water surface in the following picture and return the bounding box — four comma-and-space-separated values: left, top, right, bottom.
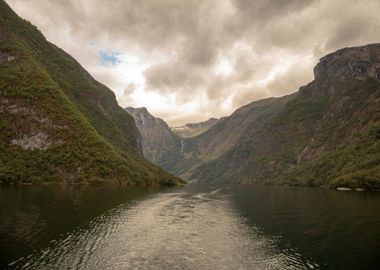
0, 185, 379, 269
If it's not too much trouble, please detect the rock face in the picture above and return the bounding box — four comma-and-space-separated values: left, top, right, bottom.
0, 51, 16, 64
0, 1, 182, 186
10, 132, 53, 150
171, 118, 220, 138
132, 44, 380, 189
313, 44, 380, 83
125, 107, 182, 170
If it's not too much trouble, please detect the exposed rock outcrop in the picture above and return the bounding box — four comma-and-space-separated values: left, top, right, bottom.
10, 132, 52, 150
0, 51, 16, 64
314, 44, 380, 82
125, 107, 182, 170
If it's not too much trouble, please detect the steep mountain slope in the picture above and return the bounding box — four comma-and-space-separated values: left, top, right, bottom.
125, 107, 182, 170
171, 118, 220, 138
169, 95, 296, 179
191, 44, 380, 189
126, 44, 380, 190
0, 1, 183, 185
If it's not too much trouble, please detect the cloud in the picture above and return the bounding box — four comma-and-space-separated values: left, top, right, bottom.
5, 0, 380, 126
144, 61, 205, 95
124, 83, 137, 96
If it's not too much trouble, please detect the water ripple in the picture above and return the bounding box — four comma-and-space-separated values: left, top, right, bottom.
9, 188, 318, 270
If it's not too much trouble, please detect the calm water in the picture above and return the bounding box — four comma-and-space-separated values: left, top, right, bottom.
0, 184, 379, 269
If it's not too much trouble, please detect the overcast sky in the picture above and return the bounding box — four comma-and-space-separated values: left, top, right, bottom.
6, 0, 380, 126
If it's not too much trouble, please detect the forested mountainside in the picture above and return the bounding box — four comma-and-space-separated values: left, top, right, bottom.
191, 44, 380, 189
129, 44, 380, 190
0, 0, 183, 186
169, 95, 296, 180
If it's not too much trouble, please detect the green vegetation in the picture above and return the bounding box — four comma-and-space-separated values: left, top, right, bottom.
276, 123, 380, 189
0, 1, 183, 186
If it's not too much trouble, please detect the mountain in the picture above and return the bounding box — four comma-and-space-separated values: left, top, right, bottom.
169, 95, 296, 180
171, 118, 220, 138
128, 44, 380, 190
0, 1, 183, 186
125, 108, 222, 173
125, 107, 182, 170
127, 96, 296, 181
188, 44, 380, 189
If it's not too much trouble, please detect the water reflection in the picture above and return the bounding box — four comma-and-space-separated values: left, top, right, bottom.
228, 186, 380, 270
1, 185, 379, 269
0, 185, 161, 268
3, 185, 312, 269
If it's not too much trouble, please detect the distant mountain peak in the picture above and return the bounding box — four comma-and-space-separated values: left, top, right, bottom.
126, 106, 148, 111
125, 107, 181, 168
171, 118, 220, 138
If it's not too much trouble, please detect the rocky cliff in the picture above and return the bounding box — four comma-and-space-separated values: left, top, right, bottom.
125, 107, 182, 170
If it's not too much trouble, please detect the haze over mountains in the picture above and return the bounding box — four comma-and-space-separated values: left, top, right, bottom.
127, 44, 380, 190
171, 118, 220, 138
0, 1, 182, 185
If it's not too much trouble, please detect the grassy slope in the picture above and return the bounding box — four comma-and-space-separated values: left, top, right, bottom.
0, 1, 183, 185
265, 80, 380, 189
188, 95, 297, 182
172, 95, 296, 179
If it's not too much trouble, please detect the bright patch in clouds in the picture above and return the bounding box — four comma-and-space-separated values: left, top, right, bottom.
214, 58, 234, 76
129, 88, 176, 113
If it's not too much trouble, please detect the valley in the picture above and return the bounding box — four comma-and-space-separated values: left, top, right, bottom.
1, 1, 380, 269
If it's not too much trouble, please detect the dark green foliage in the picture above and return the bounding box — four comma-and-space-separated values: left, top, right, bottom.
275, 125, 380, 189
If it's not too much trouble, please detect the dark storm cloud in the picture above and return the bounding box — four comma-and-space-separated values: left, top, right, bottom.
6, 0, 380, 125
230, 0, 314, 24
